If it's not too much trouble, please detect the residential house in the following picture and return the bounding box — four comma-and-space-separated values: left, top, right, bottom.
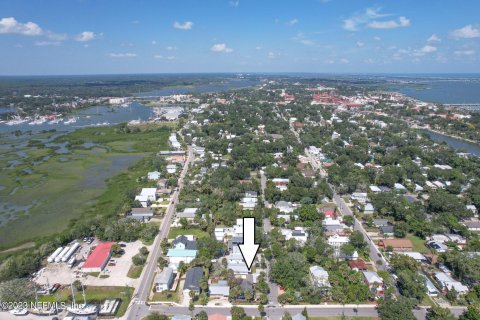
209, 280, 230, 298
226, 246, 250, 276
463, 220, 480, 232
349, 259, 368, 271
135, 188, 157, 207
434, 272, 469, 295
275, 201, 297, 214
176, 208, 198, 220
272, 178, 289, 191
166, 164, 177, 174
167, 235, 198, 268
351, 192, 368, 204
427, 241, 448, 253
363, 203, 375, 215
310, 266, 331, 289
183, 267, 203, 294
328, 234, 350, 257
147, 171, 161, 180
172, 315, 192, 320
291, 314, 307, 320
373, 219, 389, 228
155, 267, 174, 292
363, 271, 384, 297
281, 227, 308, 244
128, 207, 154, 222
379, 225, 394, 237
399, 252, 427, 263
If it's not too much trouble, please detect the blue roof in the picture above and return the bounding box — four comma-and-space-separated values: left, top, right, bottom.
167, 249, 198, 257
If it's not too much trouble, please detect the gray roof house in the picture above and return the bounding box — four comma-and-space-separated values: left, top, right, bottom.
176, 208, 198, 219
209, 280, 230, 297
183, 267, 203, 293
380, 225, 395, 236
173, 235, 198, 250
373, 219, 389, 227
155, 267, 174, 292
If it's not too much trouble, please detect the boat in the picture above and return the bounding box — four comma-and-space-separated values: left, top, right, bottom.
9, 309, 29, 316
29, 117, 47, 125
48, 118, 63, 124
66, 282, 98, 316
6, 116, 28, 126
64, 117, 78, 125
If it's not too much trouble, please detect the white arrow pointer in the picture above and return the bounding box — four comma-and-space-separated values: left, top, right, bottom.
238, 217, 260, 271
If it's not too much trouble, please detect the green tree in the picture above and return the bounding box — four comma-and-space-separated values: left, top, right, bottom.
0, 278, 34, 302
377, 297, 415, 320
298, 204, 320, 223
231, 306, 247, 320
143, 313, 169, 320
426, 306, 455, 320
460, 303, 480, 320
196, 311, 208, 320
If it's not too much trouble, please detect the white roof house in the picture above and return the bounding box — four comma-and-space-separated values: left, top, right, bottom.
351, 192, 368, 204
135, 188, 157, 207
309, 266, 330, 288
281, 227, 308, 244
394, 183, 406, 191
166, 164, 177, 174
369, 185, 382, 193
434, 272, 469, 294
147, 171, 161, 180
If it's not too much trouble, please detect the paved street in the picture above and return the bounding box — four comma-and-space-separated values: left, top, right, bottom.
125, 145, 194, 320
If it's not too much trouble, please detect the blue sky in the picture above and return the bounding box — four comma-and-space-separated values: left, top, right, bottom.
0, 0, 479, 75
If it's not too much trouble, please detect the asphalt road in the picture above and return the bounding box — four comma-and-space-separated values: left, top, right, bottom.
125, 146, 194, 320
331, 190, 389, 272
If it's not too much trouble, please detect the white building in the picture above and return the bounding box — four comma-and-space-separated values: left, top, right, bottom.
135, 188, 157, 207
309, 266, 330, 288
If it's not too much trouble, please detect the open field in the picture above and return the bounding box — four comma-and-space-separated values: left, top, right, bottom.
0, 125, 170, 249
168, 227, 209, 239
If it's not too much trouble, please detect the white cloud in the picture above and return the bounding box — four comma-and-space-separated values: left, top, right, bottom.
368, 16, 410, 29
151, 40, 157, 45
229, 0, 240, 7
356, 41, 365, 47
324, 59, 335, 64
173, 21, 193, 30
75, 31, 97, 42
0, 17, 43, 36
255, 46, 263, 50
287, 19, 299, 26
154, 55, 176, 60
413, 45, 437, 56
35, 41, 61, 46
427, 34, 441, 43
450, 25, 480, 39
293, 32, 315, 46
46, 31, 67, 41
343, 8, 389, 31
340, 58, 349, 64
108, 53, 137, 58
373, 36, 381, 41
166, 46, 177, 51
267, 51, 276, 59
210, 43, 233, 53
454, 49, 475, 56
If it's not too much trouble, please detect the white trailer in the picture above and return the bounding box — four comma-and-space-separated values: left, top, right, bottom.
61, 242, 80, 262
54, 246, 70, 263
47, 247, 64, 263
67, 257, 76, 268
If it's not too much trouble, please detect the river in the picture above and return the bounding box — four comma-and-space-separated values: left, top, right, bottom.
421, 129, 480, 156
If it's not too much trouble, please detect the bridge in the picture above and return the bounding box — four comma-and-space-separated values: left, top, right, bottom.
448, 103, 480, 111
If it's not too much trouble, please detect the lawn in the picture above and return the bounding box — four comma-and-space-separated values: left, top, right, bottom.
406, 234, 430, 253
0, 125, 170, 250
168, 227, 209, 239
37, 286, 133, 317
127, 265, 144, 279
151, 290, 180, 303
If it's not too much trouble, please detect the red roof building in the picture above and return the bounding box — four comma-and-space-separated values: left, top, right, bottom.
349, 259, 368, 271
82, 242, 115, 273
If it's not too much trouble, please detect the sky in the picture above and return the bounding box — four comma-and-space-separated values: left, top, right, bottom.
0, 0, 479, 75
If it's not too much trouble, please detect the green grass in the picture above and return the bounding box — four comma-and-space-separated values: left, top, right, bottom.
37, 286, 133, 317
406, 234, 430, 254
127, 265, 144, 279
168, 227, 209, 239
151, 290, 180, 302
0, 125, 170, 249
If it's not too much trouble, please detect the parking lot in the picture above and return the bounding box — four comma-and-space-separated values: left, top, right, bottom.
36, 240, 151, 288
